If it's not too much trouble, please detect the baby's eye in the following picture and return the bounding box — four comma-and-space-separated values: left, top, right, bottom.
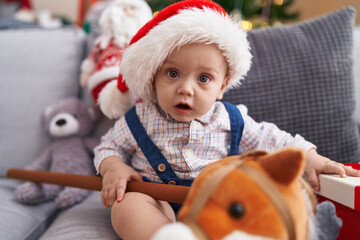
198, 74, 210, 83
167, 70, 179, 79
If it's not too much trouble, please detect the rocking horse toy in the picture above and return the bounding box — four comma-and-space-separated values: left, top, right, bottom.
152, 148, 318, 240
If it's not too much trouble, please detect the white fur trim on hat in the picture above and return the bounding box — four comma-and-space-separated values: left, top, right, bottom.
98, 80, 136, 119
120, 7, 252, 101
87, 66, 120, 92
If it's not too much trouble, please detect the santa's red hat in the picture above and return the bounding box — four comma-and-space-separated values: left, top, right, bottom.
83, 41, 125, 103
99, 0, 252, 119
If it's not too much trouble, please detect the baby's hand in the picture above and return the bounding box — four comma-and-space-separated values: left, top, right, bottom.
100, 156, 142, 208
304, 149, 360, 191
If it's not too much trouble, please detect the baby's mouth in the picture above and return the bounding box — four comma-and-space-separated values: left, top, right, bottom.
174, 103, 192, 114
176, 103, 191, 110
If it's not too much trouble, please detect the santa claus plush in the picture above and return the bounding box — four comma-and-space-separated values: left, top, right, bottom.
80, 0, 152, 109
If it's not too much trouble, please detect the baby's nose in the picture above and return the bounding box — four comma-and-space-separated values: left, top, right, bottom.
177, 79, 194, 96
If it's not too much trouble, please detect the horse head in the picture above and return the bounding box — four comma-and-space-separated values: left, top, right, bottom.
153, 148, 317, 240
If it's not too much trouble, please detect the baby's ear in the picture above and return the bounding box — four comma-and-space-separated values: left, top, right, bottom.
87, 105, 102, 122
216, 75, 230, 100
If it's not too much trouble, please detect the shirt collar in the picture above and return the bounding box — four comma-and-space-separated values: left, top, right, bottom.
155, 102, 173, 121
195, 104, 215, 125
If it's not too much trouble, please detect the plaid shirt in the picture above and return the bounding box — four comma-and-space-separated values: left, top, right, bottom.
94, 101, 315, 182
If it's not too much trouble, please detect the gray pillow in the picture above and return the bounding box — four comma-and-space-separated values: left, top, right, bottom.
353, 26, 360, 122
0, 27, 86, 176
223, 7, 360, 163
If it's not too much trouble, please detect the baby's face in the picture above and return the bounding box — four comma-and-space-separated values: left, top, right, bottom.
154, 43, 229, 122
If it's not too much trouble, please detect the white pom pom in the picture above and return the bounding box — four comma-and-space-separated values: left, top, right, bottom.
151, 223, 198, 240
80, 58, 95, 73
98, 80, 136, 119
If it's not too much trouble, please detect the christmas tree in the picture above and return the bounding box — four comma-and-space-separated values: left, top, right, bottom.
146, 0, 299, 30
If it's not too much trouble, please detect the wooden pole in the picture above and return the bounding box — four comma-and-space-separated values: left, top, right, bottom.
6, 168, 189, 204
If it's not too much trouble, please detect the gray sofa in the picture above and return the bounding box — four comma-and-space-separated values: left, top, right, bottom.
0, 7, 359, 240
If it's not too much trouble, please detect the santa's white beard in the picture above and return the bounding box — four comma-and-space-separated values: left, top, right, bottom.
97, 6, 149, 49
112, 9, 145, 47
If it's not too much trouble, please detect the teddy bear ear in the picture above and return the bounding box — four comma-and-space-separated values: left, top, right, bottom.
87, 105, 101, 122
257, 148, 305, 186
44, 105, 54, 118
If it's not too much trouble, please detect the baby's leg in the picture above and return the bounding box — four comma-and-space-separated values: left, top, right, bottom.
111, 192, 176, 240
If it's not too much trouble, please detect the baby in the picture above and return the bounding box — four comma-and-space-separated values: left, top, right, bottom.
94, 1, 360, 239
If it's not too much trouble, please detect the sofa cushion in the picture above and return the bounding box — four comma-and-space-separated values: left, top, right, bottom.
223, 7, 360, 163
0, 179, 58, 240
39, 192, 118, 240
0, 27, 86, 176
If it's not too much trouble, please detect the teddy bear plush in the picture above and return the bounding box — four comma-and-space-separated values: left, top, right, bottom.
15, 97, 99, 208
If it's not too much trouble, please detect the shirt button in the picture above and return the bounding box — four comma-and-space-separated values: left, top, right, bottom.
168, 180, 176, 185
157, 163, 166, 172
184, 150, 192, 158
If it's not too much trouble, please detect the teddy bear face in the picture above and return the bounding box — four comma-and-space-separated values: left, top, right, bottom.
49, 113, 80, 138
44, 98, 98, 138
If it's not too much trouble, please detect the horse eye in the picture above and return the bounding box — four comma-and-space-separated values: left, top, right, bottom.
228, 202, 245, 219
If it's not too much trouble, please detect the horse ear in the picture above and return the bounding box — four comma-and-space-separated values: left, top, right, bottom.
257, 148, 305, 185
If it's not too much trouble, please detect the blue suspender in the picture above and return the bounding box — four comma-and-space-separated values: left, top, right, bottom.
125, 107, 179, 182
125, 101, 244, 186
222, 101, 244, 156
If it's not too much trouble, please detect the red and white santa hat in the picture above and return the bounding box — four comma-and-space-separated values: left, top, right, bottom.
99, 0, 252, 119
